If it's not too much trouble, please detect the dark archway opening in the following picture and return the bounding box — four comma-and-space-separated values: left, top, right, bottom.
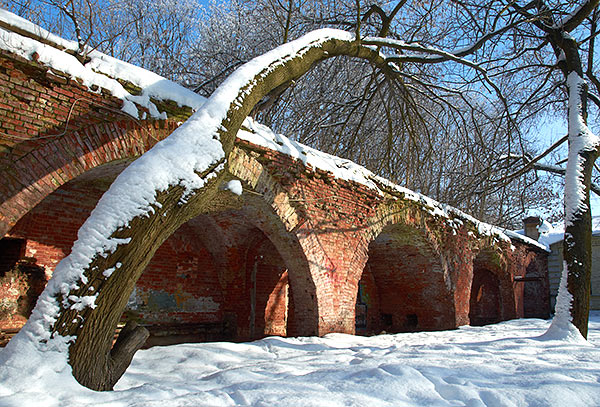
127, 210, 292, 345
356, 225, 453, 335
0, 237, 46, 345
469, 265, 501, 326
2, 162, 294, 347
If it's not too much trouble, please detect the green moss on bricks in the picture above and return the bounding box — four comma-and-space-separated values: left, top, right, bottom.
117, 79, 143, 96
151, 98, 194, 121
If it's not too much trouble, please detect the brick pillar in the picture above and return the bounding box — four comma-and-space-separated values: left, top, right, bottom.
446, 228, 475, 327
295, 223, 371, 335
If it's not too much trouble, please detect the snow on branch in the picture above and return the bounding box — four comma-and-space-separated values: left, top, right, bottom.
561, 0, 600, 32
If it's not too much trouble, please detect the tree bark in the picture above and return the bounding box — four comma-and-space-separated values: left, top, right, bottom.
563, 76, 598, 339
539, 1, 600, 339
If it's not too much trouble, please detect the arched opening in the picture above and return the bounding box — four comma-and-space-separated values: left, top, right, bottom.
126, 209, 292, 345
1, 161, 131, 344
2, 160, 300, 347
0, 237, 44, 345
244, 232, 290, 339
356, 224, 453, 335
468, 250, 507, 326
469, 267, 501, 326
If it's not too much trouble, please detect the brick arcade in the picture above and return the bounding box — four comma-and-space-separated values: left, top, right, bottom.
0, 20, 551, 347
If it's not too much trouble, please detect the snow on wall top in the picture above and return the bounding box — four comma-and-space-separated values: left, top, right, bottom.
0, 8, 544, 253
0, 9, 206, 119
239, 120, 547, 252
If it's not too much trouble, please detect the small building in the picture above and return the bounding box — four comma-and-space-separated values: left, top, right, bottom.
522, 216, 600, 311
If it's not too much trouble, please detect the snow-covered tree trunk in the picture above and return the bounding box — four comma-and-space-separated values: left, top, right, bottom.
554, 72, 600, 339
544, 11, 600, 337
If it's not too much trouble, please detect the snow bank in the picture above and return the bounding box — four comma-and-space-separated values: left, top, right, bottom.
1, 314, 599, 406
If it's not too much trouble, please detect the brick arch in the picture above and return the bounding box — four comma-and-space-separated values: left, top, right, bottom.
368, 200, 447, 255
127, 209, 294, 344
358, 201, 455, 333
0, 118, 181, 238
469, 245, 516, 325
227, 147, 319, 335
168, 198, 318, 339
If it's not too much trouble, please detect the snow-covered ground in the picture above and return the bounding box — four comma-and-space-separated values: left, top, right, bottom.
0, 313, 598, 407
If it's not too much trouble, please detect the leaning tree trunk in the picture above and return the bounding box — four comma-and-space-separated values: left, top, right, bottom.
34, 32, 389, 391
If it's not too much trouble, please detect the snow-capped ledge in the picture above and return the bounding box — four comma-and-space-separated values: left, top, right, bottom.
0, 9, 206, 120
238, 119, 548, 252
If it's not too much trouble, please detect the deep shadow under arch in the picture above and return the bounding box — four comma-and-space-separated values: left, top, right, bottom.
357, 222, 454, 334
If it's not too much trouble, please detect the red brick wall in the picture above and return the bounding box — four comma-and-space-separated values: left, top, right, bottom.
442, 227, 475, 327
0, 41, 551, 345
129, 225, 224, 325
2, 140, 551, 343
0, 48, 182, 238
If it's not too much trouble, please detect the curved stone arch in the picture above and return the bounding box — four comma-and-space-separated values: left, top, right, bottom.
240, 195, 318, 336
362, 199, 456, 331
0, 118, 181, 237
9, 30, 389, 391
368, 199, 449, 275
227, 145, 319, 334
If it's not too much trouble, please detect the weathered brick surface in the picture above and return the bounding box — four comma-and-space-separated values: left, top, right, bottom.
0, 48, 182, 238
0, 44, 550, 346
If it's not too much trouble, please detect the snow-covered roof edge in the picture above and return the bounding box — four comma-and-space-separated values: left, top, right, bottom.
513, 216, 600, 250
238, 121, 548, 252
0, 9, 206, 119
0, 9, 544, 252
